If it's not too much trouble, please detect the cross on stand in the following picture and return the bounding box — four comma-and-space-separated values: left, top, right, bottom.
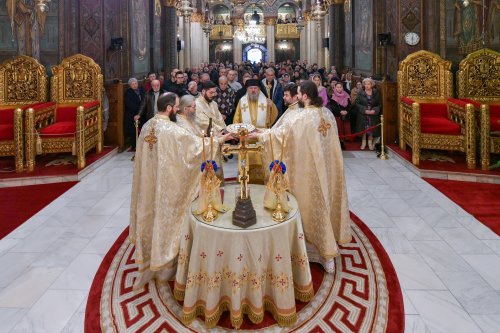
222, 127, 263, 228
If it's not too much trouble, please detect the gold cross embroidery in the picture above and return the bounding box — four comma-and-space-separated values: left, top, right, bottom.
144, 126, 158, 151
318, 118, 331, 137
241, 104, 249, 113
258, 102, 267, 111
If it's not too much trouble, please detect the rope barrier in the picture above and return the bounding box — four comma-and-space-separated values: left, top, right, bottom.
338, 123, 381, 139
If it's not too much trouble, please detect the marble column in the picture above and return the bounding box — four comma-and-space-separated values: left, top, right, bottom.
328, 3, 344, 69
183, 18, 191, 69
307, 20, 318, 64
233, 36, 242, 64
178, 19, 185, 69
163, 3, 178, 75
299, 26, 306, 61
190, 20, 203, 67
265, 18, 276, 63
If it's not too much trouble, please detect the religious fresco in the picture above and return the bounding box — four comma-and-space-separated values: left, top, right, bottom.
130, 0, 149, 75
354, 0, 373, 72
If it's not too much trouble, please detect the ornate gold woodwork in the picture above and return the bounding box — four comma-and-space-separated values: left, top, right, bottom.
264, 18, 277, 26
275, 24, 300, 39
398, 50, 453, 101
191, 12, 203, 23
0, 55, 48, 106
210, 25, 234, 39
25, 54, 104, 172
456, 48, 500, 170
0, 108, 24, 172
398, 51, 476, 169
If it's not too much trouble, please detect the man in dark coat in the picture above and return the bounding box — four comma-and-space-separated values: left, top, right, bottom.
134, 79, 165, 127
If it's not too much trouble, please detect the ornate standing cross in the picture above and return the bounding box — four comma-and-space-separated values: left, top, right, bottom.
222, 128, 263, 199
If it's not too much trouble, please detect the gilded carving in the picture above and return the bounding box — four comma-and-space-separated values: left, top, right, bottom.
456, 48, 500, 169
275, 24, 300, 39
398, 51, 476, 169
191, 12, 203, 23
264, 17, 277, 26
0, 55, 48, 106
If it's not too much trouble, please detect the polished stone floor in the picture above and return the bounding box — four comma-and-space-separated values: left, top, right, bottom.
0, 150, 499, 332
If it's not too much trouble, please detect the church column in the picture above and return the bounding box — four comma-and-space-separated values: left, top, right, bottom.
183, 18, 191, 69
178, 19, 185, 69
265, 18, 276, 63
190, 13, 203, 67
163, 1, 178, 75
307, 18, 318, 64
299, 26, 306, 60
317, 18, 325, 67
202, 33, 209, 63
233, 37, 242, 64
328, 1, 344, 69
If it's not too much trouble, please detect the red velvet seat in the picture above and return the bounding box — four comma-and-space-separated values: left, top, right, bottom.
398, 51, 476, 169
24, 54, 103, 171
456, 48, 500, 169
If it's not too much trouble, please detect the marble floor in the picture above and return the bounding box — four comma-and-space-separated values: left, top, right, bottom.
0, 150, 499, 332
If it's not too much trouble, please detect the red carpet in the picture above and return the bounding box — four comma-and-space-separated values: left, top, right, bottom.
0, 146, 116, 179
85, 212, 404, 333
0, 182, 77, 239
389, 144, 500, 175
425, 178, 500, 236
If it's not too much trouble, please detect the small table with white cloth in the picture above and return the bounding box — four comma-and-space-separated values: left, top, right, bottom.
173, 184, 314, 329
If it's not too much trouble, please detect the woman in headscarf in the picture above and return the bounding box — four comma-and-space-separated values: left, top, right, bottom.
312, 73, 328, 106
328, 82, 352, 149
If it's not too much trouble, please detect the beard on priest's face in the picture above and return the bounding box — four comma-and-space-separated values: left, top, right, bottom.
248, 90, 259, 103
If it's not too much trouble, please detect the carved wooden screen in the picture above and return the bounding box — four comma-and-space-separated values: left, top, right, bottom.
0, 55, 48, 106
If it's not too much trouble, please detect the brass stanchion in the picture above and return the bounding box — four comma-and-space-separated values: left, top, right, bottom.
132, 119, 139, 161
378, 115, 389, 160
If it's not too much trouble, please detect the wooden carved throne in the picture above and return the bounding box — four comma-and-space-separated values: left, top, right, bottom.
25, 54, 103, 171
398, 50, 476, 169
456, 48, 500, 170
0, 55, 49, 172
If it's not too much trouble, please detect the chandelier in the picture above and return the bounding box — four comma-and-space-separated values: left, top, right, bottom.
35, 0, 51, 12
311, 0, 327, 26
201, 3, 213, 36
296, 7, 305, 32
177, 0, 194, 21
238, 20, 266, 44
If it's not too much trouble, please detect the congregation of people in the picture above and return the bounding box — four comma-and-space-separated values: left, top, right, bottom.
124, 60, 382, 152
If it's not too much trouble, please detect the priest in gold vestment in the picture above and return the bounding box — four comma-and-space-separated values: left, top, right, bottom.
130, 92, 226, 288
251, 81, 351, 273
233, 79, 279, 183
177, 95, 202, 135
194, 81, 226, 133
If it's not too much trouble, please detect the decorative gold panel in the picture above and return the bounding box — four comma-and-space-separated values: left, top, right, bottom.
210, 25, 234, 40
397, 50, 452, 101
275, 24, 300, 39
0, 55, 48, 106
51, 54, 103, 105
456, 48, 500, 103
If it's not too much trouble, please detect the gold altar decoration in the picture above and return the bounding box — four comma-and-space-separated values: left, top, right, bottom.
397, 50, 476, 169
0, 55, 48, 172
264, 133, 290, 222
222, 124, 263, 228
195, 130, 227, 222
25, 54, 103, 171
457, 48, 500, 170
275, 24, 300, 39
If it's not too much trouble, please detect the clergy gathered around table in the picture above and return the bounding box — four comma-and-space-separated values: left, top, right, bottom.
128, 61, 359, 328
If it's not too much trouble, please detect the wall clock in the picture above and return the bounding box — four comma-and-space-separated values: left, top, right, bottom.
404, 32, 420, 46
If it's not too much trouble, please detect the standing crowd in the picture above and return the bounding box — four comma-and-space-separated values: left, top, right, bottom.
124, 60, 382, 151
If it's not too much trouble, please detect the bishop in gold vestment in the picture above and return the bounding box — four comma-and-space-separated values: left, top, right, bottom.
233, 79, 278, 183
254, 81, 351, 273
130, 92, 220, 288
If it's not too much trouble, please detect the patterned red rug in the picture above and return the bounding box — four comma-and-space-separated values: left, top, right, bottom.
85, 213, 404, 333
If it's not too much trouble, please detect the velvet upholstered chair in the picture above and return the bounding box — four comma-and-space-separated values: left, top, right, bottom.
25, 54, 103, 171
398, 50, 476, 169
0, 55, 49, 172
456, 48, 500, 170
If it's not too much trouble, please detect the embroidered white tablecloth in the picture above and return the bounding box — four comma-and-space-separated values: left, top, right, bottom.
173, 184, 313, 329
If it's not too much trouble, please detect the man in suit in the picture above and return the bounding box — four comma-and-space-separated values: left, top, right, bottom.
261, 68, 284, 117
134, 79, 165, 127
